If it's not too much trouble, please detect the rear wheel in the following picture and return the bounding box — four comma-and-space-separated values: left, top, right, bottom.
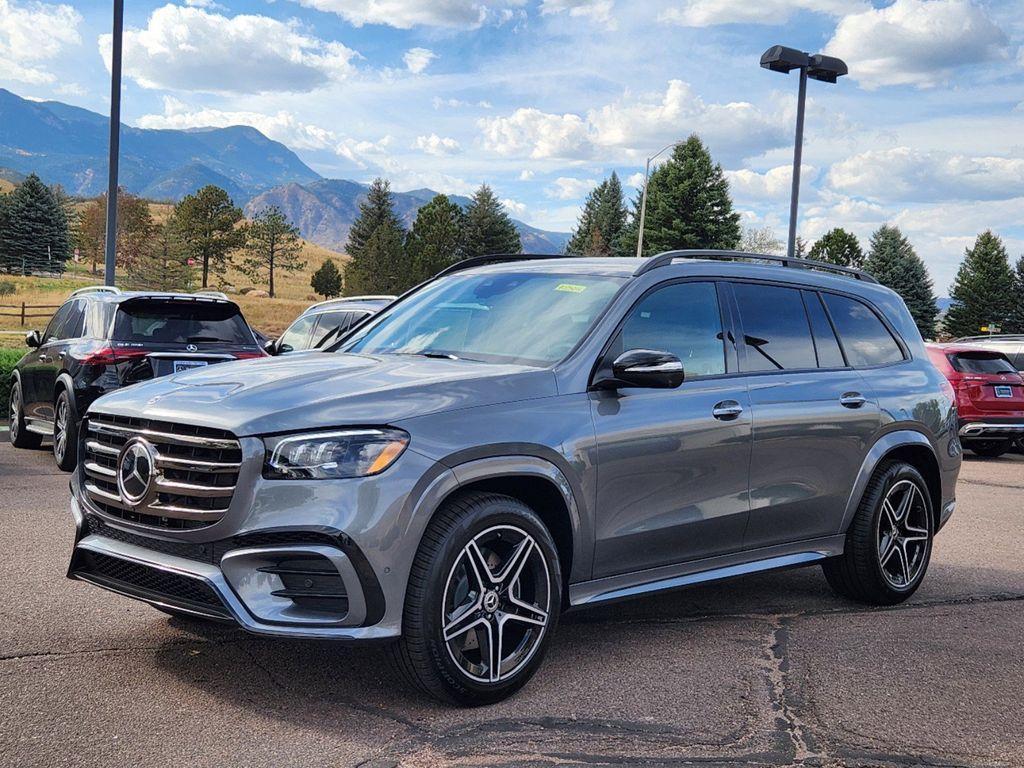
968, 441, 1010, 458
8, 380, 42, 449
53, 389, 79, 471
823, 461, 933, 605
390, 492, 562, 705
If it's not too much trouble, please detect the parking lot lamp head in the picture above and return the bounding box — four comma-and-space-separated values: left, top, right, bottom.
635, 140, 685, 259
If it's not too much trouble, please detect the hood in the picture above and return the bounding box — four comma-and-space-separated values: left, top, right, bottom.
87, 351, 557, 436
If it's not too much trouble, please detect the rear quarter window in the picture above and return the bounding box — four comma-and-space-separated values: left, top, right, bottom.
822, 293, 905, 368
113, 300, 254, 345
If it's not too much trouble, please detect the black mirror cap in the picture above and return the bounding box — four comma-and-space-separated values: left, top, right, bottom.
263, 339, 278, 355
601, 348, 685, 389
25, 330, 41, 348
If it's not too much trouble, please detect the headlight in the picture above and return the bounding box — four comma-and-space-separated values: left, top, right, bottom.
262, 428, 409, 480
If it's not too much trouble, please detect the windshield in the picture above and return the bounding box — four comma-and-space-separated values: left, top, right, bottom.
113, 300, 255, 345
343, 272, 625, 366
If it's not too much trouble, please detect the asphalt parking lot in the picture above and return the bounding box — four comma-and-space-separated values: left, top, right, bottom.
1, 439, 1022, 768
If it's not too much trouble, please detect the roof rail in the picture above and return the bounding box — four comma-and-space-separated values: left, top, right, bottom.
433, 253, 567, 279
634, 250, 879, 283
954, 334, 1024, 342
193, 289, 229, 300
69, 285, 121, 298
305, 295, 397, 312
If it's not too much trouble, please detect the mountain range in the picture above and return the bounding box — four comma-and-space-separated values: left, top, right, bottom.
0, 88, 569, 254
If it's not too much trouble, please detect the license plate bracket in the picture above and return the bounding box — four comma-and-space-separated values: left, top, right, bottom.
994, 385, 1013, 398
173, 360, 209, 374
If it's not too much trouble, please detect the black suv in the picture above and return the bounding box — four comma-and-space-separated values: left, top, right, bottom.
8, 286, 263, 470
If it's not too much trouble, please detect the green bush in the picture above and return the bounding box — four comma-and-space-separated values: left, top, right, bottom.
0, 280, 15, 296
1, 348, 25, 416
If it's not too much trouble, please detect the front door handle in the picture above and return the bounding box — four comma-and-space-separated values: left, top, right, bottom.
840, 392, 867, 408
38, 354, 50, 362
712, 400, 744, 420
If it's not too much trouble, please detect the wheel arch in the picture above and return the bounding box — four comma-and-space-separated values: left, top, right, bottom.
842, 430, 943, 534
54, 371, 76, 402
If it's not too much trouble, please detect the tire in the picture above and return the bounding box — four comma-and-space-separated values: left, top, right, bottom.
390, 491, 562, 705
968, 441, 1009, 459
8, 379, 42, 449
53, 388, 79, 472
822, 461, 933, 606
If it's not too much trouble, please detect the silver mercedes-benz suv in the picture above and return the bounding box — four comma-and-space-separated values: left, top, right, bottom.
67, 251, 961, 705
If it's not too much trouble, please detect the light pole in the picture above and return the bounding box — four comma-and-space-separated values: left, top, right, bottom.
635, 140, 684, 258
103, 0, 124, 287
760, 46, 847, 259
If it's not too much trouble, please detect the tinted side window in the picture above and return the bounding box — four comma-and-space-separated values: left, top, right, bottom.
804, 291, 846, 368
43, 302, 74, 342
614, 281, 726, 378
733, 283, 816, 371
311, 311, 363, 349
823, 293, 904, 367
278, 314, 317, 352
61, 300, 86, 340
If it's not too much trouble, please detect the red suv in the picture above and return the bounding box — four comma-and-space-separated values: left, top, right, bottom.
927, 343, 1024, 458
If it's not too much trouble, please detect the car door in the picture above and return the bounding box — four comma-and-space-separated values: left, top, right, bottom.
276, 313, 318, 354
590, 280, 752, 578
23, 300, 80, 423
727, 283, 881, 549
309, 310, 365, 350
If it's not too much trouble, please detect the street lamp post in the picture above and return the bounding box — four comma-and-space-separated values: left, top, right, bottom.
635, 140, 684, 259
760, 45, 847, 259
103, 0, 124, 287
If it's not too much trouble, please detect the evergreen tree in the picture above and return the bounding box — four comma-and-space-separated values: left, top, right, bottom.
863, 225, 938, 339
809, 228, 864, 268
347, 224, 406, 295
463, 184, 521, 258
74, 190, 153, 274
236, 206, 305, 298
173, 185, 245, 288
346, 178, 404, 261
311, 258, 343, 298
629, 134, 741, 257
405, 194, 465, 284
0, 192, 11, 268
945, 231, 1016, 338
127, 220, 192, 291
614, 189, 643, 257
567, 172, 628, 256
0, 174, 71, 274
1007, 255, 1024, 334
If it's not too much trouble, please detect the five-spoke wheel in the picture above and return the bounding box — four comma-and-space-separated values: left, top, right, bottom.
876, 479, 930, 589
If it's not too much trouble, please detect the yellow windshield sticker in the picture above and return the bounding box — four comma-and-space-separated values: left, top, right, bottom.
555, 283, 587, 293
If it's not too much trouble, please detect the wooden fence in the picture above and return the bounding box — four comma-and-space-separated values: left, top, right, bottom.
0, 302, 59, 326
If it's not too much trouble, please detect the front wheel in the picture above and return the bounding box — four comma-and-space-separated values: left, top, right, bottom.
53, 389, 79, 471
390, 492, 562, 705
823, 461, 933, 605
8, 380, 42, 449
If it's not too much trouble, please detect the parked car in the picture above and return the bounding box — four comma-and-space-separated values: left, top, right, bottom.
8, 286, 264, 470
67, 251, 960, 705
270, 295, 395, 354
952, 334, 1024, 373
927, 342, 1024, 458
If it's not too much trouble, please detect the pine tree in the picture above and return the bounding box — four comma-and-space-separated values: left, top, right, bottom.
809, 228, 864, 268
0, 192, 11, 269
0, 174, 71, 274
614, 189, 643, 257
463, 184, 521, 258
74, 190, 153, 274
173, 185, 245, 288
346, 224, 406, 295
631, 134, 740, 257
945, 231, 1016, 338
405, 194, 465, 284
311, 258, 343, 298
236, 207, 306, 298
127, 220, 192, 291
346, 178, 404, 261
863, 225, 938, 339
1007, 255, 1024, 334
567, 173, 628, 256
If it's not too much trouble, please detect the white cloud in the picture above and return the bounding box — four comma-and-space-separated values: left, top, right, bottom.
540, 0, 616, 27
478, 108, 592, 159
726, 164, 816, 201
0, 0, 81, 85
546, 176, 598, 199
403, 47, 437, 74
518, 170, 535, 181
101, 5, 358, 94
413, 133, 462, 156
626, 172, 645, 188
288, 0, 526, 29
826, 0, 1009, 89
660, 0, 861, 26
501, 198, 528, 217
828, 147, 1024, 202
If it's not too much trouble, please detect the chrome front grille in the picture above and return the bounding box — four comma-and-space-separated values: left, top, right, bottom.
82, 414, 242, 530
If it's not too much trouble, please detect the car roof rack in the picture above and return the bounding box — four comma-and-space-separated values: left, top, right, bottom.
306, 294, 396, 311
954, 334, 1024, 342
69, 285, 121, 298
635, 249, 879, 283
433, 253, 567, 279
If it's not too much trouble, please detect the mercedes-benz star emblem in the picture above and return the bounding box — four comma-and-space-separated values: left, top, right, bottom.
185, 344, 199, 352
117, 438, 155, 506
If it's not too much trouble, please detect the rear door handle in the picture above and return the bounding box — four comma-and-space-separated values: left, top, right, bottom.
840, 392, 867, 408
712, 400, 744, 420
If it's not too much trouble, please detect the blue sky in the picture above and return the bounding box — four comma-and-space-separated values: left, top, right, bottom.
2, 0, 1023, 290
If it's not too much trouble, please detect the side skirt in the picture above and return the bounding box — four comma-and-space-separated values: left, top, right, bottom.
569, 535, 845, 608
25, 418, 55, 437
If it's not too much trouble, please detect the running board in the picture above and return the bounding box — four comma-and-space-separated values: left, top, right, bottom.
569, 536, 844, 607
25, 420, 55, 437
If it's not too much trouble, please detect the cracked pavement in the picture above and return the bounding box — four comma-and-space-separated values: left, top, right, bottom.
1, 441, 1022, 767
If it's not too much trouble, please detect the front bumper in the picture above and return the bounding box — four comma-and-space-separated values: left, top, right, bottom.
67, 496, 395, 640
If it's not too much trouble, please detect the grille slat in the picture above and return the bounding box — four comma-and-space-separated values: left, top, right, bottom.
83, 415, 242, 530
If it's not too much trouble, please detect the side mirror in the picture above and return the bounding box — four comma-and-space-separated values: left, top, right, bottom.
263, 339, 278, 356
25, 330, 41, 348
597, 349, 685, 389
